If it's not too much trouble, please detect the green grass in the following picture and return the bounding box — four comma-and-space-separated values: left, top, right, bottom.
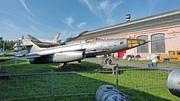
0, 58, 180, 101
0, 59, 99, 73
119, 58, 180, 67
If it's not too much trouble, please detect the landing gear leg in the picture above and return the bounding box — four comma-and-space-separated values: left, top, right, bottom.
105, 53, 114, 65
105, 58, 112, 65
58, 62, 70, 69
102, 55, 106, 64
78, 60, 81, 63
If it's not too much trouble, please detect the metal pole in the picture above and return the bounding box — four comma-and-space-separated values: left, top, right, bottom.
3, 41, 5, 57
168, 65, 170, 75
116, 65, 119, 90
51, 70, 54, 96
3, 41, 5, 50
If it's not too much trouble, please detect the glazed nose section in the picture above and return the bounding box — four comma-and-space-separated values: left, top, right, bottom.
127, 39, 146, 49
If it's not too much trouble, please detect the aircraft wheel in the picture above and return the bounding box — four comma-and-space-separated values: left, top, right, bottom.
105, 58, 112, 64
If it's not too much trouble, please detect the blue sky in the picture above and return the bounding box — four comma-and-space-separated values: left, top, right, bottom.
0, 0, 180, 41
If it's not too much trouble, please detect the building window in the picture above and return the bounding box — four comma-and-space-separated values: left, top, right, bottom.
137, 36, 148, 53
151, 34, 165, 53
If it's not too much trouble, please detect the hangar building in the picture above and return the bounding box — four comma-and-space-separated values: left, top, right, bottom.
68, 9, 180, 58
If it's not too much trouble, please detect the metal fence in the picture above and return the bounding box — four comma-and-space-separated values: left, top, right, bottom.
116, 67, 169, 91
116, 58, 180, 69
0, 62, 170, 101
0, 71, 115, 101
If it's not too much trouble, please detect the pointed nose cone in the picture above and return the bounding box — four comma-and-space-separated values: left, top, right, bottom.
127, 39, 146, 49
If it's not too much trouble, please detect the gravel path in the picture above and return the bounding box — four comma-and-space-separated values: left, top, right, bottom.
82, 58, 179, 71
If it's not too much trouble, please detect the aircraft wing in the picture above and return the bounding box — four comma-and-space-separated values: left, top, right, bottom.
0, 54, 40, 62
28, 35, 40, 41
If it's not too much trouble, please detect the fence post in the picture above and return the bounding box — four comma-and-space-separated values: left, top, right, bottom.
168, 65, 170, 75
116, 65, 119, 90
51, 70, 54, 96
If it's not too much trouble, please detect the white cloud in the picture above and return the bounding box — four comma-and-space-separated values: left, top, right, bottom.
30, 25, 37, 31
148, 0, 158, 15
0, 10, 13, 15
61, 30, 68, 35
24, 14, 57, 31
25, 15, 42, 25
19, 0, 33, 16
0, 26, 6, 30
99, 0, 109, 10
106, 19, 115, 25
99, 0, 122, 17
79, 0, 101, 17
2, 20, 21, 32
109, 0, 122, 12
77, 22, 86, 29
79, 0, 122, 17
63, 17, 74, 28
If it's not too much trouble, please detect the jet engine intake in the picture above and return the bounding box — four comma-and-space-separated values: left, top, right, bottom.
29, 55, 53, 64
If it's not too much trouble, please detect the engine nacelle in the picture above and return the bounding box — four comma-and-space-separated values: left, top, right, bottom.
53, 51, 86, 62
29, 51, 86, 64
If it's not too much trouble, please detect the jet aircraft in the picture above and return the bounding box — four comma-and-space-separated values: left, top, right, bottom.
28, 33, 61, 46
12, 36, 25, 50
13, 43, 26, 51
0, 38, 146, 66
12, 33, 61, 50
13, 36, 24, 43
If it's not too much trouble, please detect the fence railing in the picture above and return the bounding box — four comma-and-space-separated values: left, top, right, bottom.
0, 65, 170, 101
116, 67, 169, 91
0, 71, 114, 101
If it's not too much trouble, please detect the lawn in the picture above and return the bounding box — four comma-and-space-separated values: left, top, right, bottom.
119, 58, 180, 67
0, 58, 179, 101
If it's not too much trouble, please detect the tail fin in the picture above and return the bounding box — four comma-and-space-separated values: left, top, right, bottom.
53, 33, 61, 42
28, 35, 39, 41
22, 38, 40, 53
61, 35, 72, 45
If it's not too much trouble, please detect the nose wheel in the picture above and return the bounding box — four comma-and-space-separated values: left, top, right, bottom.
105, 58, 112, 65
101, 53, 114, 65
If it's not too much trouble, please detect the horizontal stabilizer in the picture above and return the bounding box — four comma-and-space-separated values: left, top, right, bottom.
22, 38, 41, 53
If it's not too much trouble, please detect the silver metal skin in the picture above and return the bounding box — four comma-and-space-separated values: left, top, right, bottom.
0, 38, 146, 64
168, 69, 180, 97
95, 85, 129, 101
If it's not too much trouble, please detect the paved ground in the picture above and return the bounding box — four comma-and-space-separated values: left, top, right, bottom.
82, 58, 180, 71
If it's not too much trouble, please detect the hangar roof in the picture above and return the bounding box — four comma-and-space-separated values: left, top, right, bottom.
72, 9, 180, 41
